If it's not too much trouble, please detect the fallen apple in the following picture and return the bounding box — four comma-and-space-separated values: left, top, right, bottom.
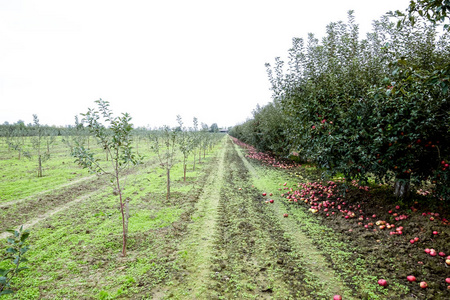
378, 279, 388, 287
333, 295, 342, 300
407, 275, 416, 282
419, 281, 428, 289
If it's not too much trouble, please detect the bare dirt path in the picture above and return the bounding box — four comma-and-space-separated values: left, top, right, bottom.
157, 136, 228, 299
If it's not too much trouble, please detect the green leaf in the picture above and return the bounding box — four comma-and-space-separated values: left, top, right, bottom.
16, 266, 28, 272
5, 248, 17, 254
20, 232, 30, 242
0, 290, 15, 295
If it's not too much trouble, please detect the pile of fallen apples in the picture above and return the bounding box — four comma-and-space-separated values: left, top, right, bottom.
261, 178, 450, 296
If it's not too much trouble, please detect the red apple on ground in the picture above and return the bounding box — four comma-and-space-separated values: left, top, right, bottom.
283, 213, 288, 218
378, 279, 388, 287
333, 295, 342, 300
419, 281, 428, 289
445, 278, 450, 284
262, 193, 267, 196
407, 275, 416, 282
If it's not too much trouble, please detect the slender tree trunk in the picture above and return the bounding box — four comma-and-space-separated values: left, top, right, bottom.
193, 153, 196, 171
38, 155, 42, 177
116, 170, 127, 257
124, 198, 130, 248
166, 168, 170, 200
183, 156, 187, 182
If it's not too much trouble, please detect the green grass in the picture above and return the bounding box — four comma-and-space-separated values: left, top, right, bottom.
0, 137, 159, 203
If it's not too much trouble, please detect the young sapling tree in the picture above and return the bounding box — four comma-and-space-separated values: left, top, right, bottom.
63, 115, 88, 154
151, 125, 177, 200
7, 122, 27, 160
176, 115, 194, 182
191, 117, 199, 170
24, 115, 50, 177
71, 99, 141, 257
0, 226, 30, 296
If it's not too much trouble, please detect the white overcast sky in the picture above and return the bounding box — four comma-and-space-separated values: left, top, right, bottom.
0, 0, 411, 128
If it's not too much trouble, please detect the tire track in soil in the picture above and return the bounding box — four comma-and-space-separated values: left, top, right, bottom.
208, 138, 319, 299
0, 174, 97, 208
0, 189, 99, 240
233, 141, 357, 300
0, 176, 106, 234
157, 137, 228, 299
0, 159, 160, 237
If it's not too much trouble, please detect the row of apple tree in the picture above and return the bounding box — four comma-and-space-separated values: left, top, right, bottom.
230, 11, 449, 201
0, 108, 223, 182
0, 100, 224, 257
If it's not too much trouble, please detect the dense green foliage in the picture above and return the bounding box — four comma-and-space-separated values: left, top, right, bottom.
393, 0, 450, 31
230, 11, 450, 201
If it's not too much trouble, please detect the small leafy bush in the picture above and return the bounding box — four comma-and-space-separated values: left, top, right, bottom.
0, 226, 30, 296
